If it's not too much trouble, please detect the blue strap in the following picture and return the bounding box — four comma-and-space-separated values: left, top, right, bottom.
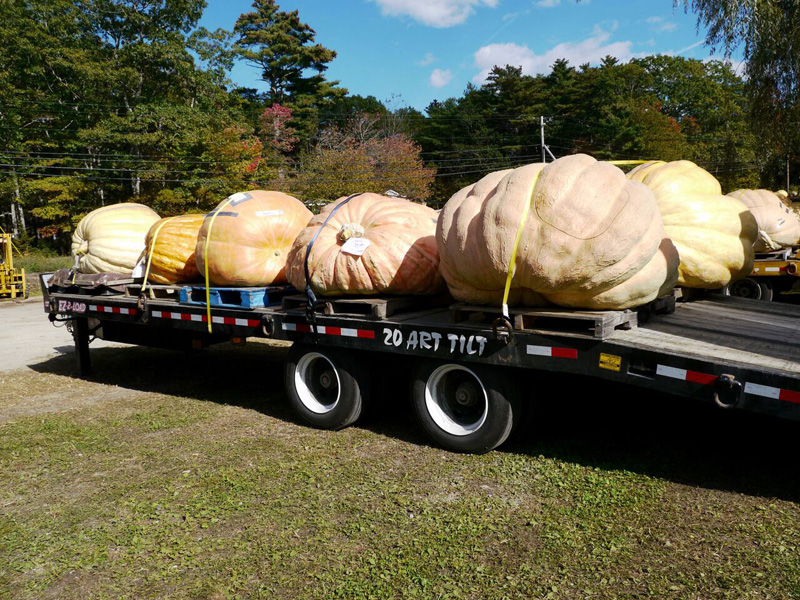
303, 193, 363, 336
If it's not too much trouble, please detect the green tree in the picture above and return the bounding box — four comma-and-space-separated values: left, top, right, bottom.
679, 0, 799, 187
0, 0, 266, 241
293, 117, 435, 205
234, 0, 345, 106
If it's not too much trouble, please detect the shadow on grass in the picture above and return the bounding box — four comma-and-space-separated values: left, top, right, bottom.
29, 344, 800, 502
29, 342, 299, 425
504, 373, 800, 503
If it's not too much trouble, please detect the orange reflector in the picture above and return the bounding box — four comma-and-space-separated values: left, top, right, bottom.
231, 336, 246, 346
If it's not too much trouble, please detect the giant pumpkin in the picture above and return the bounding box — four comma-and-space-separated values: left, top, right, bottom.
286, 193, 442, 296
142, 214, 205, 284
627, 161, 758, 288
436, 154, 679, 309
72, 203, 160, 274
727, 189, 800, 251
195, 190, 312, 286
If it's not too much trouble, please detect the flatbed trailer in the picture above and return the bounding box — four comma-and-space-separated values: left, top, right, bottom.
724, 246, 800, 301
41, 275, 800, 453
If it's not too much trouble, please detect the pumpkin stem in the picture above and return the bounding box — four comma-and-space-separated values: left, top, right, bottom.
338, 223, 365, 242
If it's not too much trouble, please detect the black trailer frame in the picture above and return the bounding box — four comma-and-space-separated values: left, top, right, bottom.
41, 275, 800, 453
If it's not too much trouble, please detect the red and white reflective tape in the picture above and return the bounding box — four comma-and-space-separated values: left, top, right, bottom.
90, 304, 137, 316
657, 366, 800, 405
656, 364, 716, 384
745, 382, 800, 405
151, 310, 259, 328
282, 322, 375, 339
526, 345, 578, 359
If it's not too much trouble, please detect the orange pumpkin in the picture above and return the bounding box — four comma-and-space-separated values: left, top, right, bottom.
195, 190, 312, 286
142, 214, 205, 284
286, 193, 442, 296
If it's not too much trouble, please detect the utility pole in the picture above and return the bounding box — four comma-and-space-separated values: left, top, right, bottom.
539, 116, 557, 163
540, 116, 546, 163
787, 155, 790, 191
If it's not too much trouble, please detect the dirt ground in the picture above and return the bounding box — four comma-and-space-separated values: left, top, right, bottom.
0, 298, 128, 373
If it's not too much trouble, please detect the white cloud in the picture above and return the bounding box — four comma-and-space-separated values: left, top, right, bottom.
473, 26, 634, 83
370, 0, 498, 28
430, 68, 453, 88
646, 15, 677, 32
675, 40, 704, 55
535, 0, 561, 7
416, 52, 437, 66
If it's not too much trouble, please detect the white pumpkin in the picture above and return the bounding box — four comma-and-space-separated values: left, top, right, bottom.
72, 203, 160, 274
728, 189, 800, 251
437, 155, 679, 309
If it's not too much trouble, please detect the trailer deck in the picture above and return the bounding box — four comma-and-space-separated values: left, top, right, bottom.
41, 274, 800, 452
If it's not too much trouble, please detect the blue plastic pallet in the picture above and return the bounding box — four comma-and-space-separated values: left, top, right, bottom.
179, 285, 296, 309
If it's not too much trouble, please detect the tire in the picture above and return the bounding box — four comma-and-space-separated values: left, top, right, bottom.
724, 277, 764, 300
758, 280, 774, 302
411, 360, 518, 454
284, 344, 370, 430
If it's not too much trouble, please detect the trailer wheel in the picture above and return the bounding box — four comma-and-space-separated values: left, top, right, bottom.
284, 344, 369, 430
411, 360, 517, 454
758, 280, 774, 301
723, 277, 766, 300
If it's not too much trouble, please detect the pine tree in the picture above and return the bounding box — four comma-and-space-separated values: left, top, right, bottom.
234, 0, 345, 106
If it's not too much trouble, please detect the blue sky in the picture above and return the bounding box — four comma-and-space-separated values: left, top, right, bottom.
199, 0, 742, 112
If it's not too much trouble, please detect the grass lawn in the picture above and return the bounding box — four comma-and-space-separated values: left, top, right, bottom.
1, 340, 799, 599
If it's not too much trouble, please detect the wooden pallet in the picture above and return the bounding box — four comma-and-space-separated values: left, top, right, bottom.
282, 293, 450, 320
636, 292, 676, 322
125, 283, 183, 299
450, 304, 639, 340
179, 285, 295, 309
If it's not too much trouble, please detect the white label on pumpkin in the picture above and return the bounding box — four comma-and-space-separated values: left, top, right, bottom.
227, 192, 252, 205
255, 210, 284, 217
341, 237, 371, 256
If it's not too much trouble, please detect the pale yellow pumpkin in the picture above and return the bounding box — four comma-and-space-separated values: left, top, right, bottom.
728, 189, 800, 251
195, 190, 312, 286
143, 214, 205, 284
71, 203, 160, 274
437, 155, 679, 309
286, 193, 442, 296
627, 161, 758, 288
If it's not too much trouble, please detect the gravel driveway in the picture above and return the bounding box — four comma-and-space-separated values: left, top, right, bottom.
0, 299, 128, 373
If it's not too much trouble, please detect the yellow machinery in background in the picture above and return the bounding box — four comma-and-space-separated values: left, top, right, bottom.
0, 226, 26, 299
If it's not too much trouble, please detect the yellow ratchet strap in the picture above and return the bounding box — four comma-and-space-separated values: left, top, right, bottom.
140, 217, 176, 296
202, 197, 237, 333
608, 160, 651, 166
501, 168, 543, 318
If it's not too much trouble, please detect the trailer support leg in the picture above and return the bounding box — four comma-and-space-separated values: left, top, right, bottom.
73, 317, 91, 376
